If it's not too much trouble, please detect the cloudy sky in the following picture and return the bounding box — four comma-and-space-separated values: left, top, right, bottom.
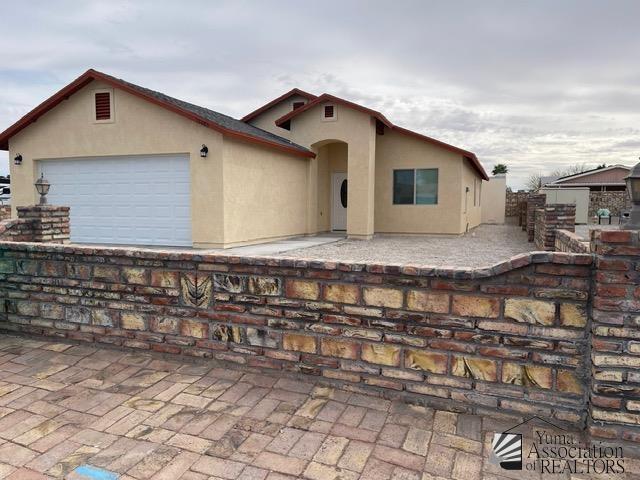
1, 0, 639, 189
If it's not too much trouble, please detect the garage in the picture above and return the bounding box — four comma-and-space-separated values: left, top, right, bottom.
39, 154, 191, 247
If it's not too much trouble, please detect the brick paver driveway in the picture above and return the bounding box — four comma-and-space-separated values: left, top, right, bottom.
0, 336, 636, 479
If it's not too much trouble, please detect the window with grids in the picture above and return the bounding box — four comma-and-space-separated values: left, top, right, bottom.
95, 92, 111, 120
393, 168, 438, 205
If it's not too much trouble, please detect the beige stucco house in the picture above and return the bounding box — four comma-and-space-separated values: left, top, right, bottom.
0, 69, 488, 248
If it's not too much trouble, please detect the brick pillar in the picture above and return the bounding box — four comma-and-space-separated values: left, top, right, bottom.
589, 229, 640, 443
16, 205, 70, 244
534, 204, 576, 251
526, 194, 546, 241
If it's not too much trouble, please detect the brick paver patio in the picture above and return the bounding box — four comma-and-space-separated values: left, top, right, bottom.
0, 335, 637, 480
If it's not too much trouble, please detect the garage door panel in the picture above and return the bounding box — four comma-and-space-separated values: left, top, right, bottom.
40, 155, 192, 247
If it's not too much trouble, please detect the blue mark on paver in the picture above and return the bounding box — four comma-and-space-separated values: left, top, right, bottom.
71, 464, 119, 480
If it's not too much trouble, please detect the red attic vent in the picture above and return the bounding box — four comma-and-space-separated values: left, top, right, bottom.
95, 92, 111, 120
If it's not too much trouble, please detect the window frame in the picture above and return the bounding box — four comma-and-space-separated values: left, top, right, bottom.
292, 101, 305, 110
392, 168, 439, 205
321, 104, 337, 122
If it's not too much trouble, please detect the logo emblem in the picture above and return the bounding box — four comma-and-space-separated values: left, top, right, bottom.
491, 432, 522, 470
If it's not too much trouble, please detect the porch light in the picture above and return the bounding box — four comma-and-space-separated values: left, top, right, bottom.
200, 145, 208, 158
34, 173, 50, 205
14, 154, 22, 165
622, 159, 640, 230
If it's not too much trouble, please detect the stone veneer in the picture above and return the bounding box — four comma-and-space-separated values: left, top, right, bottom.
589, 191, 631, 217
534, 204, 576, 251
0, 205, 10, 221
0, 242, 591, 427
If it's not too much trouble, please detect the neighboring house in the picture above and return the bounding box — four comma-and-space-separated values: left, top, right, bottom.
0, 69, 488, 248
543, 165, 631, 192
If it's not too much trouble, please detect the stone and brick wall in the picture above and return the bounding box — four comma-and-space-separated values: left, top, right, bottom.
506, 191, 530, 217
0, 205, 70, 244
526, 194, 546, 241
534, 204, 576, 251
589, 191, 631, 217
589, 229, 640, 443
0, 242, 592, 426
0, 205, 10, 221
555, 229, 590, 254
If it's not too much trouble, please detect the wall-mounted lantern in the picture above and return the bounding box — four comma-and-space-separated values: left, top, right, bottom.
14, 154, 22, 165
34, 173, 51, 205
200, 145, 208, 158
623, 159, 640, 230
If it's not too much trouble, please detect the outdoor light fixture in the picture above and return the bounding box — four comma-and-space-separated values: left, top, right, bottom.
14, 154, 22, 165
34, 173, 51, 205
200, 145, 208, 158
622, 159, 640, 230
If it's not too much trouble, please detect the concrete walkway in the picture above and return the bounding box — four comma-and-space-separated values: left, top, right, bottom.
221, 235, 343, 256
0, 336, 636, 480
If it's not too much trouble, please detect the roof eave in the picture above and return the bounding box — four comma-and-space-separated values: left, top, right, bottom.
241, 88, 317, 123
0, 69, 314, 158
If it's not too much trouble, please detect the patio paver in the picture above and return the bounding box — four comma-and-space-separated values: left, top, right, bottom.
0, 335, 636, 479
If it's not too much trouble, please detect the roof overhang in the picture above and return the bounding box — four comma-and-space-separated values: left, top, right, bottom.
241, 88, 317, 123
273, 93, 488, 181
0, 69, 315, 158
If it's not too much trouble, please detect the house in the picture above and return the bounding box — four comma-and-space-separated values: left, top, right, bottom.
0, 69, 488, 248
543, 165, 631, 192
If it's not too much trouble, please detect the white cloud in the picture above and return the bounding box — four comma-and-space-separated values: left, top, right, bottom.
1, 0, 639, 187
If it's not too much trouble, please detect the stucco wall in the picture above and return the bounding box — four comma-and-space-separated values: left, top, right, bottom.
221, 138, 309, 247
316, 143, 348, 232
374, 129, 464, 235
8, 80, 226, 247
287, 103, 377, 239
480, 174, 506, 224
460, 159, 483, 232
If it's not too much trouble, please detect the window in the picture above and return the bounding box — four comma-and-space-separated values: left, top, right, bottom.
324, 105, 334, 118
95, 92, 111, 121
393, 168, 438, 205
292, 101, 305, 110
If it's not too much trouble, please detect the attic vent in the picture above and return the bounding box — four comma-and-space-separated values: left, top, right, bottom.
324, 105, 334, 118
293, 101, 305, 110
95, 92, 111, 120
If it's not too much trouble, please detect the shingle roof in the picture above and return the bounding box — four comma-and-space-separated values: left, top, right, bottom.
0, 69, 313, 157
98, 71, 311, 154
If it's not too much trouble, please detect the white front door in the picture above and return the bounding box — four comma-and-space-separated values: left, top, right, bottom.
331, 172, 347, 231
39, 154, 192, 247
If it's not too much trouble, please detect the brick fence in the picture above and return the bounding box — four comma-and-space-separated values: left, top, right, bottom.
534, 204, 576, 251
589, 191, 631, 217
0, 205, 10, 221
555, 230, 590, 253
506, 191, 530, 217
525, 194, 546, 241
0, 205, 70, 244
0, 243, 591, 427
1, 227, 640, 444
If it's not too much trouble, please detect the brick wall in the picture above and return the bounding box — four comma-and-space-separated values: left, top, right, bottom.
0, 242, 592, 426
589, 191, 631, 217
0, 205, 10, 221
555, 230, 590, 254
526, 194, 546, 241
534, 204, 576, 251
505, 191, 530, 217
0, 206, 70, 243
589, 229, 640, 443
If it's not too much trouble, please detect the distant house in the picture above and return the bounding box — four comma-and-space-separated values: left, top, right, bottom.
543, 165, 630, 192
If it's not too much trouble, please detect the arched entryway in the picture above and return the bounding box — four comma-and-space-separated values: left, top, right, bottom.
312, 140, 348, 233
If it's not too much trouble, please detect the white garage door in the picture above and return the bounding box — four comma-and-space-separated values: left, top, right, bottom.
39, 155, 191, 246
